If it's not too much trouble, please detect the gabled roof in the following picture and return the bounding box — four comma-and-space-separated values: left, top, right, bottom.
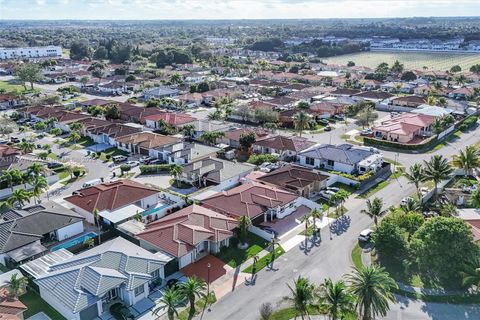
223, 128, 268, 142
116, 132, 180, 150
64, 180, 159, 213
143, 112, 196, 126
0, 202, 84, 254
182, 157, 254, 184
256, 164, 329, 192
202, 181, 298, 219
254, 135, 315, 153
373, 113, 435, 136
298, 143, 378, 165
137, 204, 237, 257
35, 237, 169, 314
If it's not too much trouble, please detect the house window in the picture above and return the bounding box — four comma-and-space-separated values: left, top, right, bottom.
150, 269, 160, 279
327, 160, 334, 167
306, 157, 315, 166
134, 284, 145, 297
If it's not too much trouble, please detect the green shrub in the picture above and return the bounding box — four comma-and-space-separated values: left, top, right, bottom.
458, 115, 478, 132
139, 164, 172, 174
73, 169, 81, 178
247, 154, 279, 165
120, 164, 131, 174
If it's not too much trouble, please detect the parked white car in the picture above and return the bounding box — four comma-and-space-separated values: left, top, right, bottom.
358, 229, 373, 242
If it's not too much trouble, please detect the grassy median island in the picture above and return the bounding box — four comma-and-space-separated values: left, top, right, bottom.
215, 233, 269, 268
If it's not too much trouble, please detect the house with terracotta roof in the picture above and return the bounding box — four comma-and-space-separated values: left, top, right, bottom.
0, 145, 20, 171
390, 95, 427, 108
176, 92, 204, 108
144, 112, 196, 130
86, 123, 142, 146
116, 132, 181, 156
202, 181, 302, 224
372, 113, 435, 143
0, 287, 27, 320
137, 204, 237, 268
253, 135, 316, 161
448, 87, 474, 100
253, 164, 329, 198
64, 180, 182, 226
219, 128, 269, 148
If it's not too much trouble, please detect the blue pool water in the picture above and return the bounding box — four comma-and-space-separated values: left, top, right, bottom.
142, 203, 171, 217
51, 232, 97, 251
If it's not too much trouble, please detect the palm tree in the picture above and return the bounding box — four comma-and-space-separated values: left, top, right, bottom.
345, 265, 398, 320
293, 111, 312, 137
169, 164, 183, 186
310, 208, 322, 235
237, 216, 252, 246
27, 163, 45, 177
153, 286, 183, 320
93, 208, 102, 244
400, 197, 421, 214
461, 256, 480, 292
469, 189, 480, 208
69, 122, 83, 132
69, 130, 81, 144
17, 141, 35, 154
404, 163, 426, 200
285, 276, 316, 320
318, 278, 355, 320
452, 145, 479, 177
6, 274, 28, 298
360, 197, 383, 225
7, 189, 32, 208
179, 276, 206, 315
423, 155, 453, 200
182, 124, 195, 138
31, 175, 48, 204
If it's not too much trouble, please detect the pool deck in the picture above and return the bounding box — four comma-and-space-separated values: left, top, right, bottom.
47, 223, 99, 251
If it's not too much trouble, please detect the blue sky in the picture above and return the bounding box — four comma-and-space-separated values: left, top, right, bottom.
0, 0, 479, 20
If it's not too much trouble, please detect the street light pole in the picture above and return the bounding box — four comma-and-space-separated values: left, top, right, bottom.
207, 263, 211, 312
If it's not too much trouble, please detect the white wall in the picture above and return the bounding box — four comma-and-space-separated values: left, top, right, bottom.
0, 174, 58, 200
128, 282, 149, 305
249, 225, 273, 241
179, 252, 194, 269
141, 194, 160, 209
68, 205, 95, 224
39, 286, 80, 320
333, 162, 355, 175
56, 221, 84, 241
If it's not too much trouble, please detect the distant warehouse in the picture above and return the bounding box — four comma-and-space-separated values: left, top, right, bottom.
0, 45, 62, 60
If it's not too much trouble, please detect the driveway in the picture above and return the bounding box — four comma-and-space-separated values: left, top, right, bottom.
259, 205, 311, 237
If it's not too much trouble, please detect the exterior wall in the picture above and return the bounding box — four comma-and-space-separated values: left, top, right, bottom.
0, 253, 6, 266
128, 282, 149, 305
67, 205, 95, 224
179, 252, 194, 269
56, 221, 84, 241
333, 162, 355, 174
249, 225, 273, 241
0, 174, 58, 200
140, 194, 160, 209
39, 286, 80, 320
0, 46, 62, 60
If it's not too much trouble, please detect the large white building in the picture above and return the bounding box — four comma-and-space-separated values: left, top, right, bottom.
0, 45, 62, 60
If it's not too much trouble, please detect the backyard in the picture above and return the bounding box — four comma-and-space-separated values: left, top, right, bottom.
323, 51, 480, 70
20, 290, 66, 320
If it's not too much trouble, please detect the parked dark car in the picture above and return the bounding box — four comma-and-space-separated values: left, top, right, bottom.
47, 162, 63, 169
324, 125, 332, 132
258, 225, 279, 237
10, 137, 20, 143
110, 303, 134, 320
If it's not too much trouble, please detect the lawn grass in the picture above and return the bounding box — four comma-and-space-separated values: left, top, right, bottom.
20, 290, 66, 320
47, 152, 58, 160
351, 243, 363, 269
177, 293, 216, 320
58, 169, 70, 181
357, 180, 390, 199
0, 80, 26, 93
390, 167, 405, 180
243, 246, 285, 274
215, 233, 269, 268
98, 147, 129, 161
331, 182, 358, 194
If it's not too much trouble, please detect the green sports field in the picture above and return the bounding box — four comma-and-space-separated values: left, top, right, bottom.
323, 51, 480, 71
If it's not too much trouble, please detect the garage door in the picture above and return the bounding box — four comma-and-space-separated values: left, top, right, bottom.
179, 252, 193, 269
139, 147, 149, 155
80, 303, 99, 320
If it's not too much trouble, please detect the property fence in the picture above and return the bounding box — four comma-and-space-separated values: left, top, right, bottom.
249, 225, 273, 241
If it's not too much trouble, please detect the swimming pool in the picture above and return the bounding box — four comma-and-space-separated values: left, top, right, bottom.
142, 203, 171, 217
51, 232, 97, 251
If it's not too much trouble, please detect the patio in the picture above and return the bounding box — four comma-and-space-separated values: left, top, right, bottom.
259, 205, 312, 236
182, 255, 228, 284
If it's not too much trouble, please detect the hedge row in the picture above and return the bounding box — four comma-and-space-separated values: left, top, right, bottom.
363, 135, 438, 151
458, 115, 478, 132
139, 164, 172, 174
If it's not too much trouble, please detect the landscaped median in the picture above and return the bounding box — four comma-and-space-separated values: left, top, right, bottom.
350, 244, 480, 304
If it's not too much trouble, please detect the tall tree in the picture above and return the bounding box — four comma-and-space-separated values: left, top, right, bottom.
15, 63, 43, 90
31, 175, 48, 204
293, 111, 312, 137
318, 278, 355, 320
452, 145, 479, 177
179, 276, 206, 315
404, 163, 426, 200
361, 197, 383, 225
423, 155, 453, 200
153, 287, 183, 320
7, 189, 32, 208
346, 265, 397, 320
285, 276, 316, 320
6, 274, 28, 298
237, 216, 252, 246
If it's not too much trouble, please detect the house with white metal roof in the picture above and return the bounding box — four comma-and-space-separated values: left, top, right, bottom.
34, 237, 172, 320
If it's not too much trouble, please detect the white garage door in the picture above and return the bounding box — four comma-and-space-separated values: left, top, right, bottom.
179, 252, 193, 269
